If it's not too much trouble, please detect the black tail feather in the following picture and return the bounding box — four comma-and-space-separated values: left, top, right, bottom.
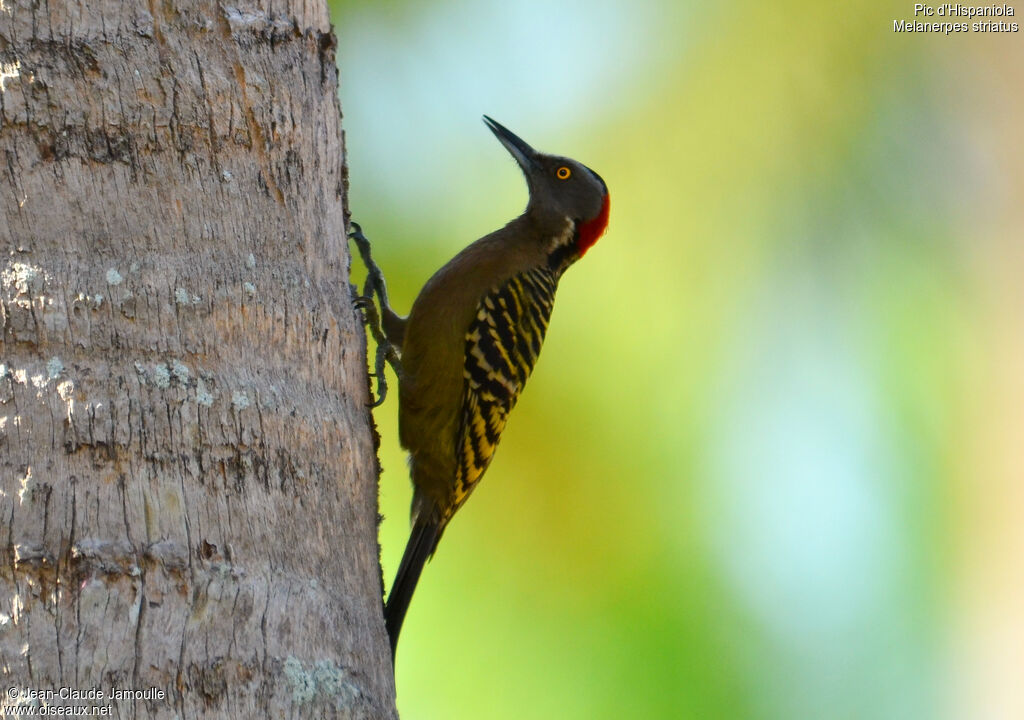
385, 518, 440, 658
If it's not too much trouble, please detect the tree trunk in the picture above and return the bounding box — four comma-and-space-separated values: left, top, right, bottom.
0, 1, 396, 717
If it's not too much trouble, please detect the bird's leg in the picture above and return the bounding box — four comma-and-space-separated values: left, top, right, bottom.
353, 294, 402, 407
349, 222, 408, 347
349, 222, 406, 406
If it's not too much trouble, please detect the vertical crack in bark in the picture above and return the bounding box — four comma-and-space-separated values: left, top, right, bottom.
119, 474, 146, 689
214, 9, 284, 206
194, 51, 222, 175
70, 478, 83, 688
175, 451, 193, 712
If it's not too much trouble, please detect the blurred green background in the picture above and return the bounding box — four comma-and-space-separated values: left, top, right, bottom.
329, 1, 1022, 717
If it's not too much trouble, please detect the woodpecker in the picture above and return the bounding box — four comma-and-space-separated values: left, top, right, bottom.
352, 116, 610, 658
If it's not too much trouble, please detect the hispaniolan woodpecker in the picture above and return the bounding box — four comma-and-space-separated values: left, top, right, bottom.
352, 116, 610, 658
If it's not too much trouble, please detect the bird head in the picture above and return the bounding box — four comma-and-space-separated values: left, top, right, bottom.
484, 116, 610, 257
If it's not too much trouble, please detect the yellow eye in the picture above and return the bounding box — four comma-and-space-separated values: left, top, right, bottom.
556, 166, 571, 180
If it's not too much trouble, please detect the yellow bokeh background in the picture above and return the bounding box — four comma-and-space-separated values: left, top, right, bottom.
331, 1, 1023, 717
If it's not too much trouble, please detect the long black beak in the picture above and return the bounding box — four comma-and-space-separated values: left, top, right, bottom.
483, 116, 539, 172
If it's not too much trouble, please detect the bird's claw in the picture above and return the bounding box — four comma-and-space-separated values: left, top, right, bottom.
352, 294, 372, 311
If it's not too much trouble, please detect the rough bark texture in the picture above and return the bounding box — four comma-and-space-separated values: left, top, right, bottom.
0, 1, 396, 717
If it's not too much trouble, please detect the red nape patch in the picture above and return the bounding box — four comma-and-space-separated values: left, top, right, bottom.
577, 194, 610, 257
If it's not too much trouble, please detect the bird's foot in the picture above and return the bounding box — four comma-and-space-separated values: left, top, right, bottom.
348, 222, 408, 345
349, 221, 407, 406
352, 292, 403, 407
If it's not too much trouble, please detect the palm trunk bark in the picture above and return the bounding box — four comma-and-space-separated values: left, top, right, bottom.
0, 1, 395, 717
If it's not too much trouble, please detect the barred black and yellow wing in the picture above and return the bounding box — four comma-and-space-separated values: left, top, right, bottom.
451, 267, 558, 512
